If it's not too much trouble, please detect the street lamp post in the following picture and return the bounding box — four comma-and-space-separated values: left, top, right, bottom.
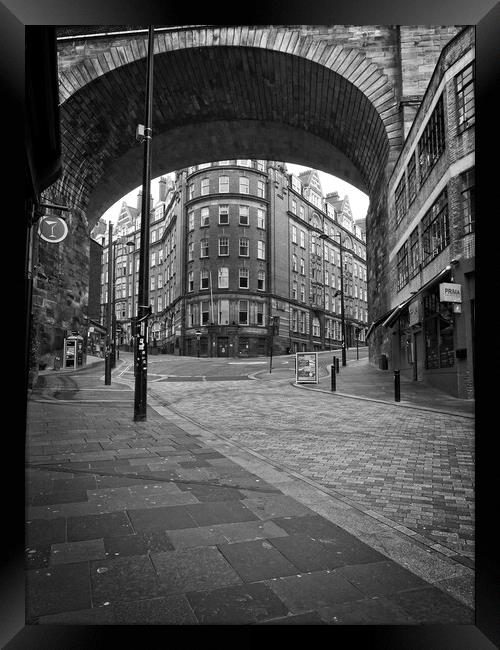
104, 221, 113, 385
133, 25, 155, 422
320, 232, 347, 367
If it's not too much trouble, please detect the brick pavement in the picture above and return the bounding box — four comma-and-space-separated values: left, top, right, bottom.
24, 362, 474, 625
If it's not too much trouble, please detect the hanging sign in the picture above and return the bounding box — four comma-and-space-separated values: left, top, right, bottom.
38, 216, 68, 243
296, 352, 319, 384
439, 283, 462, 303
408, 299, 421, 326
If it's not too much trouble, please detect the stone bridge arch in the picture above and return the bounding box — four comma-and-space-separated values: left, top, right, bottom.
36, 25, 459, 360
56, 25, 408, 227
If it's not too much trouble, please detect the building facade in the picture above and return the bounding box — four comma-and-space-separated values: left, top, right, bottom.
94, 161, 369, 358
368, 27, 475, 398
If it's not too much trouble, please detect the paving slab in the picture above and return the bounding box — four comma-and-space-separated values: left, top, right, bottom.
67, 511, 134, 541
127, 504, 198, 532
104, 530, 175, 557
185, 500, 260, 527
218, 539, 299, 582
151, 546, 243, 594
26, 562, 91, 620
386, 586, 474, 623
242, 494, 316, 519
185, 582, 289, 624
316, 595, 417, 624
265, 570, 365, 613
166, 520, 289, 549
90, 555, 166, 606
50, 538, 106, 565
26, 517, 66, 546
336, 560, 429, 597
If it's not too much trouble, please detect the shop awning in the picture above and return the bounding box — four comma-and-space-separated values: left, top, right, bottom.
382, 264, 452, 329
366, 306, 400, 340
366, 265, 453, 338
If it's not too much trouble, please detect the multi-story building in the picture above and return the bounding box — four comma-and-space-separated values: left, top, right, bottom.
367, 26, 475, 398
94, 161, 369, 358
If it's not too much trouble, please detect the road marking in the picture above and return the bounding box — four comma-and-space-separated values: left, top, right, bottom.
228, 361, 266, 365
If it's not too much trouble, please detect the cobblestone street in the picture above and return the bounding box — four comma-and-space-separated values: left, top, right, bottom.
145, 373, 474, 562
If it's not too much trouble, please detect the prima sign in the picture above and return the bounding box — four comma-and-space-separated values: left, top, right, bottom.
439, 283, 462, 303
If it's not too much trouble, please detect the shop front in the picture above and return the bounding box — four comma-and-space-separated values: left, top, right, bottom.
382, 264, 474, 399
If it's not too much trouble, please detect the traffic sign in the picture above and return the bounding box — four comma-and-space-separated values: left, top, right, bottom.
38, 216, 68, 243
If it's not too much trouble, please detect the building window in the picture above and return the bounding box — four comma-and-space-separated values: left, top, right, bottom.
239, 177, 249, 194
219, 160, 230, 166
151, 230, 157, 243
218, 236, 229, 256
409, 227, 420, 278
218, 267, 229, 288
394, 175, 407, 226
188, 241, 194, 261
300, 258, 305, 275
324, 270, 329, 286
239, 205, 249, 225
188, 211, 194, 231
292, 281, 297, 300
300, 231, 305, 248
188, 271, 194, 292
407, 153, 417, 205
299, 311, 305, 333
157, 274, 163, 289
239, 237, 249, 257
418, 95, 445, 186
257, 303, 265, 326
201, 300, 210, 325
219, 204, 229, 225
200, 269, 209, 290
460, 167, 475, 235
201, 178, 209, 195
396, 243, 409, 291
238, 300, 249, 325
257, 179, 265, 198
200, 238, 209, 258
292, 254, 298, 272
237, 159, 251, 167
299, 205, 305, 220
291, 309, 298, 331
421, 189, 449, 266
219, 176, 229, 193
300, 284, 305, 302
291, 199, 297, 214
257, 240, 266, 260
188, 183, 194, 200
239, 268, 249, 289
157, 296, 162, 312
257, 160, 266, 171
423, 291, 455, 369
257, 270, 265, 291
219, 299, 229, 325
456, 63, 475, 130
200, 207, 210, 227
257, 208, 266, 229
151, 251, 156, 266
291, 225, 297, 244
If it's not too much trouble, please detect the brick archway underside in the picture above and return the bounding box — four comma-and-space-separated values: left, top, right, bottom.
58, 45, 391, 228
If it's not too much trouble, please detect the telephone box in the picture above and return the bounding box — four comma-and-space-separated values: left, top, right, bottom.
63, 334, 84, 368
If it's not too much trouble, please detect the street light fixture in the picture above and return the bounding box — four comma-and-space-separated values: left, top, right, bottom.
319, 231, 347, 367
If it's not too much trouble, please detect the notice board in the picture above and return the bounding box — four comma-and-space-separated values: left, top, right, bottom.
296, 352, 319, 384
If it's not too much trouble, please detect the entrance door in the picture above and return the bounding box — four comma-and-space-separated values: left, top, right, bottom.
217, 337, 229, 357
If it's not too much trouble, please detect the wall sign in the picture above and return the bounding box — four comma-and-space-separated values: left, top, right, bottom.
38, 216, 68, 243
296, 352, 319, 384
439, 283, 462, 303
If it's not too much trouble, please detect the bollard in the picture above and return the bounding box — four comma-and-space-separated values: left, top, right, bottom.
394, 370, 401, 402
335, 356, 340, 374
331, 364, 336, 391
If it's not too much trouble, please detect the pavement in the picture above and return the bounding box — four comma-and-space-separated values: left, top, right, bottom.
24, 354, 475, 625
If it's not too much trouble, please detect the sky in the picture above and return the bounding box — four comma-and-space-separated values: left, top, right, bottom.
101, 163, 370, 225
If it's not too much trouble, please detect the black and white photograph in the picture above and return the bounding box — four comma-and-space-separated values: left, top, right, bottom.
3, 0, 500, 646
